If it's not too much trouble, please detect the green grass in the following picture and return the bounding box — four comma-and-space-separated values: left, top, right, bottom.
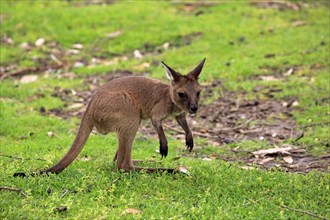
1, 1, 329, 219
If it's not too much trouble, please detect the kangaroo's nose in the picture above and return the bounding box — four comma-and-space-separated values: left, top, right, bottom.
189, 105, 198, 113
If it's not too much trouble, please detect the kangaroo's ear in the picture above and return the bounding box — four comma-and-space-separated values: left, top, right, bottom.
161, 61, 181, 82
188, 58, 206, 80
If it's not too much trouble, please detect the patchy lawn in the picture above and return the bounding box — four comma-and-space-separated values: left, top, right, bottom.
1, 1, 329, 219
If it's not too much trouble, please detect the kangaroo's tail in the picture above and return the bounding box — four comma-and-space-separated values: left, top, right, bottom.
14, 113, 93, 177
44, 114, 93, 174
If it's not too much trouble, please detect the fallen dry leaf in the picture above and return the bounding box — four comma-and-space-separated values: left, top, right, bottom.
79, 155, 91, 161
47, 131, 56, 137
292, 100, 299, 106
66, 49, 80, 55
90, 57, 116, 66
35, 38, 45, 47
163, 42, 170, 50
258, 157, 275, 165
283, 156, 293, 164
284, 68, 294, 76
72, 43, 84, 50
68, 103, 84, 110
54, 206, 67, 212
50, 54, 62, 65
20, 42, 32, 50
264, 53, 276, 59
292, 20, 306, 27
172, 156, 181, 161
252, 146, 292, 157
241, 166, 256, 170
178, 166, 190, 175
199, 128, 208, 133
133, 62, 150, 70
2, 37, 14, 45
259, 75, 280, 81
209, 155, 219, 160
106, 30, 122, 39
73, 61, 84, 68
56, 72, 76, 80
123, 208, 143, 214
133, 49, 143, 59
202, 157, 212, 161
20, 75, 38, 84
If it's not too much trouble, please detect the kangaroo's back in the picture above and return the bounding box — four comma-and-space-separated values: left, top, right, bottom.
94, 76, 175, 119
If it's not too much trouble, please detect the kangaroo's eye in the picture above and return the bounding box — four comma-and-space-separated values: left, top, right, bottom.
196, 91, 201, 97
178, 92, 186, 99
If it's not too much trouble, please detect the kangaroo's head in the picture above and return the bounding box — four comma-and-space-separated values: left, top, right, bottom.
162, 58, 206, 114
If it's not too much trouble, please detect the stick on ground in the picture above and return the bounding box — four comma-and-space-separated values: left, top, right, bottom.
0, 153, 47, 161
0, 186, 28, 198
280, 205, 328, 220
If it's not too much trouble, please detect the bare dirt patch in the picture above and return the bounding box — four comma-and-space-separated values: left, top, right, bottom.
187, 81, 301, 145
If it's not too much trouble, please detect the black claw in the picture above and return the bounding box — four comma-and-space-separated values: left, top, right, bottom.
13, 170, 49, 178
160, 145, 168, 158
160, 151, 168, 158
13, 172, 27, 178
186, 139, 194, 152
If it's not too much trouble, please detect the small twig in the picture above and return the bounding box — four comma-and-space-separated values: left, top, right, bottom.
306, 140, 330, 148
165, 119, 252, 138
293, 131, 304, 142
221, 119, 253, 132
300, 121, 330, 129
256, 122, 294, 130
0, 153, 47, 161
280, 205, 328, 220
231, 146, 251, 153
0, 64, 62, 81
50, 54, 63, 66
317, 154, 330, 160
163, 124, 211, 138
238, 128, 262, 134
61, 189, 68, 198
0, 186, 28, 198
132, 159, 157, 164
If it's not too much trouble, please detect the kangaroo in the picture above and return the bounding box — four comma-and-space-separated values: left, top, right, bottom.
14, 58, 205, 176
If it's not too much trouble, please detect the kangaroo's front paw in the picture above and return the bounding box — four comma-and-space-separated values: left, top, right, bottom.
186, 134, 194, 152
159, 144, 168, 158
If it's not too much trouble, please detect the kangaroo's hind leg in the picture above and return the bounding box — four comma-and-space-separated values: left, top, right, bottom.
115, 123, 139, 172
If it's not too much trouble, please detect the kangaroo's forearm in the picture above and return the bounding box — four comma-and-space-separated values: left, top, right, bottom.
175, 114, 194, 151
175, 114, 191, 134
151, 119, 168, 157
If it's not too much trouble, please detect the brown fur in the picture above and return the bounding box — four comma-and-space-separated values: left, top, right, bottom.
41, 59, 206, 174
